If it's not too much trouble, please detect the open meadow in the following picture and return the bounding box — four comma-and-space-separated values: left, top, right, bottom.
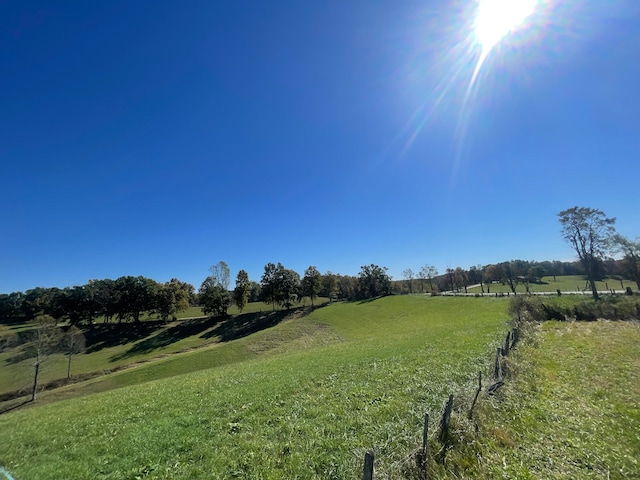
0, 296, 508, 479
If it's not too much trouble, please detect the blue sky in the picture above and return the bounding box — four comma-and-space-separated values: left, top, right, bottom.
2, 0, 639, 293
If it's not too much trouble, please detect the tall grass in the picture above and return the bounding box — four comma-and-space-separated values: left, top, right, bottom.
460, 320, 640, 479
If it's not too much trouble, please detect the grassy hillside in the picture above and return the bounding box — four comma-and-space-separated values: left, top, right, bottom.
0, 300, 327, 400
460, 320, 640, 479
0, 296, 508, 479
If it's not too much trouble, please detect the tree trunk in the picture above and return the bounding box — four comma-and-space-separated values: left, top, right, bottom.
67, 353, 72, 379
32, 360, 40, 401
588, 278, 599, 301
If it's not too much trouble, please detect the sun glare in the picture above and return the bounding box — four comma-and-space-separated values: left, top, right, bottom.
394, 0, 548, 178
466, 0, 540, 95
474, 0, 538, 53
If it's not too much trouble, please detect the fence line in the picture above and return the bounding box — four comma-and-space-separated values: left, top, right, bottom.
361, 326, 520, 478
439, 289, 631, 297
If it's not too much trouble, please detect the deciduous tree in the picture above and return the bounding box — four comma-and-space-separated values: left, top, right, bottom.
209, 261, 231, 291
27, 316, 61, 401
114, 276, 158, 322
276, 267, 300, 310
558, 206, 617, 300
0, 292, 24, 320
614, 235, 640, 290
199, 276, 230, 317
156, 279, 190, 320
261, 263, 278, 311
302, 266, 322, 306
455, 267, 468, 293
234, 270, 251, 313
419, 265, 438, 293
337, 274, 358, 301
402, 269, 414, 294
358, 264, 391, 299
321, 272, 338, 301
64, 325, 86, 379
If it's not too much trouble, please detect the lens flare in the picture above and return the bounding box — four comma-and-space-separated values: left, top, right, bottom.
380, 0, 551, 180
474, 0, 538, 53
467, 0, 539, 101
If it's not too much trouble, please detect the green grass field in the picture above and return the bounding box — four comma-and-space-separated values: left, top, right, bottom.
0, 296, 508, 479
465, 320, 640, 479
0, 299, 329, 399
466, 275, 636, 294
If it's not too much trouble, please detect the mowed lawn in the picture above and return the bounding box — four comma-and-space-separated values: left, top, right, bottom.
0, 296, 508, 479
476, 320, 640, 479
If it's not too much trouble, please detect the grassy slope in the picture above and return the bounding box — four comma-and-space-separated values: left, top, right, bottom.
470, 320, 640, 479
0, 300, 327, 398
0, 296, 508, 479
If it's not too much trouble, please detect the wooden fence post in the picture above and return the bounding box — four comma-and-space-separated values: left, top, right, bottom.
511, 328, 519, 348
416, 413, 429, 480
503, 330, 511, 356
493, 347, 502, 381
437, 395, 454, 463
363, 450, 374, 480
439, 394, 454, 444
468, 371, 482, 419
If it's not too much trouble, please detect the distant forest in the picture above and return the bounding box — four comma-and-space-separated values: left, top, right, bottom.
1, 256, 637, 326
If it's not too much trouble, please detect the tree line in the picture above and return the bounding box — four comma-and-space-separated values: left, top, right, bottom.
0, 277, 195, 324
200, 262, 393, 316
0, 262, 393, 324
397, 207, 639, 300
2, 207, 638, 323
396, 257, 627, 296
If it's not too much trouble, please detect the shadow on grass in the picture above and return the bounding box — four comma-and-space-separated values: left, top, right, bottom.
201, 309, 293, 342
2, 318, 29, 330
0, 398, 32, 415
113, 305, 325, 361
85, 321, 166, 353
110, 308, 311, 362
357, 296, 387, 305
110, 317, 219, 361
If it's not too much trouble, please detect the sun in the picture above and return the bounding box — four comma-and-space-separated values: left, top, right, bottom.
474, 0, 538, 53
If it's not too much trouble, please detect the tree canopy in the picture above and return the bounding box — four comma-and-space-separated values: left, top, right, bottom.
234, 270, 251, 313
302, 266, 322, 306
558, 206, 616, 300
358, 264, 391, 299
